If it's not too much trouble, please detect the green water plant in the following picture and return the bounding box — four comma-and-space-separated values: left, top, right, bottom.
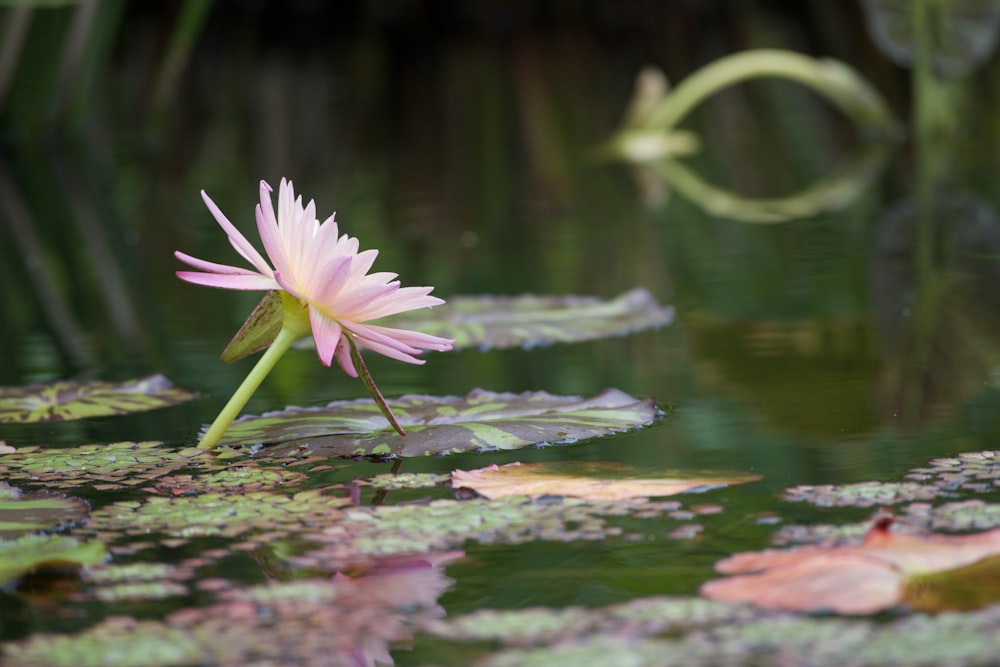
600, 49, 897, 222
175, 178, 453, 448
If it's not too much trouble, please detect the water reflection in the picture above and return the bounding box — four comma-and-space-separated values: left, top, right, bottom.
872, 191, 1000, 428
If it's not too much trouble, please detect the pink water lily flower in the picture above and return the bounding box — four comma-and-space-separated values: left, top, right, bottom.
175, 178, 453, 376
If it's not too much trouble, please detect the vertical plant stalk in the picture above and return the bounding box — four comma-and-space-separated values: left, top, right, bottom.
197, 324, 302, 450
346, 334, 407, 436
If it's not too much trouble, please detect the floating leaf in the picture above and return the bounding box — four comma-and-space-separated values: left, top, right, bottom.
0, 441, 211, 491
452, 462, 760, 500
784, 481, 946, 507
4, 554, 459, 667
293, 495, 690, 571
0, 375, 196, 424
702, 517, 1000, 614
219, 388, 664, 457
81, 489, 353, 551
379, 288, 674, 351
0, 534, 105, 587
145, 464, 309, 496
0, 491, 89, 538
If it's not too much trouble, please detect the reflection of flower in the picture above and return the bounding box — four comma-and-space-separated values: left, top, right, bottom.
176, 179, 453, 374
176, 179, 452, 448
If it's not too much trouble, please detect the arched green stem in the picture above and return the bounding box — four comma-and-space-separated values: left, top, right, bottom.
196, 324, 302, 449
647, 49, 895, 134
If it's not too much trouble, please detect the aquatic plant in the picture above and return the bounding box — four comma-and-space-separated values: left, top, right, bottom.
175, 178, 453, 448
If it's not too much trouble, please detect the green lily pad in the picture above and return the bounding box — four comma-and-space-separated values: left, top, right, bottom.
145, 464, 309, 496
292, 495, 691, 571
80, 489, 353, 551
464, 606, 1000, 667
0, 441, 212, 491
380, 287, 674, 351
361, 472, 450, 490
0, 491, 89, 538
85, 562, 194, 603
0, 375, 196, 424
0, 534, 106, 586
784, 481, 946, 507
219, 388, 664, 457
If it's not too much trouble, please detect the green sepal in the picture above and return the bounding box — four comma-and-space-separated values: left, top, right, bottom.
221, 291, 283, 363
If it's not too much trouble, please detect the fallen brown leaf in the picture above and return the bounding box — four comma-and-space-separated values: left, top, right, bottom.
701, 516, 1000, 614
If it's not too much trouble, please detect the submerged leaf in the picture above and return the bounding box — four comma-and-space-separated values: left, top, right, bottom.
379, 288, 674, 351
0, 534, 105, 586
0, 375, 196, 424
702, 517, 1000, 614
451, 462, 760, 500
0, 491, 89, 538
219, 388, 664, 457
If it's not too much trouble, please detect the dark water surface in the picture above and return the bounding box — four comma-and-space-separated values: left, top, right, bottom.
4, 2, 1000, 665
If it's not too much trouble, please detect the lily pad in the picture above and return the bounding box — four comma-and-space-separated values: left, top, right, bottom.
0, 375, 196, 424
0, 441, 211, 491
783, 481, 946, 507
0, 534, 106, 586
380, 287, 674, 351
702, 516, 1000, 613
465, 605, 1000, 667
292, 495, 691, 571
219, 388, 664, 457
0, 491, 89, 538
4, 555, 459, 667
145, 464, 309, 496
452, 461, 760, 500
80, 489, 353, 551
361, 472, 450, 490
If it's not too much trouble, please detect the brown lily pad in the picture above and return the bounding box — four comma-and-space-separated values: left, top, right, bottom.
452, 461, 760, 500
702, 516, 1000, 614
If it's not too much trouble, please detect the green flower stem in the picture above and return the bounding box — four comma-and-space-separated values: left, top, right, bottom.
197, 323, 302, 450
647, 49, 896, 136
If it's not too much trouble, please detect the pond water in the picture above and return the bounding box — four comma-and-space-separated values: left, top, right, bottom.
4, 2, 1000, 666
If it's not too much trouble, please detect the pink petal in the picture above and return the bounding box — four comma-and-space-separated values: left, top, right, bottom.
201, 190, 273, 277
308, 306, 343, 367
352, 288, 445, 321
175, 271, 279, 291
351, 337, 427, 365
256, 181, 291, 280
334, 337, 358, 377
174, 252, 248, 274
350, 322, 454, 352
